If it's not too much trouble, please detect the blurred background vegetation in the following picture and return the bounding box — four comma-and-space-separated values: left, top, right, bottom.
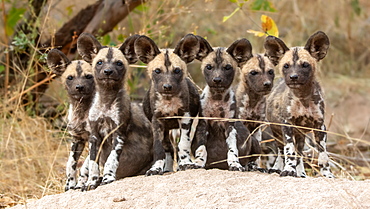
1, 0, 370, 207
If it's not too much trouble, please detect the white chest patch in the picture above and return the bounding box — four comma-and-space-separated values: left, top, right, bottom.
88, 92, 122, 126
154, 93, 184, 116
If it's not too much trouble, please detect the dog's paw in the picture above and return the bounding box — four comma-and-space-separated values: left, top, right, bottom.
268, 169, 281, 174
178, 163, 197, 171
81, 177, 102, 191
145, 168, 164, 176
101, 174, 115, 185
280, 170, 297, 177
321, 168, 335, 178
229, 163, 246, 172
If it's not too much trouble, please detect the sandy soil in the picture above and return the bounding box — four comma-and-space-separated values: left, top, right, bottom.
11, 169, 370, 209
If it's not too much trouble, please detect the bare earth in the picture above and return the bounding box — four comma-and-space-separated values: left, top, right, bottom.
11, 169, 370, 209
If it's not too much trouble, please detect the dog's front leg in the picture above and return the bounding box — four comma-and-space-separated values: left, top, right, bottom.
177, 112, 196, 170
193, 118, 208, 168
83, 134, 102, 191
226, 122, 245, 172
102, 131, 126, 184
280, 124, 297, 177
75, 154, 89, 189
315, 124, 335, 178
146, 118, 166, 175
65, 137, 85, 191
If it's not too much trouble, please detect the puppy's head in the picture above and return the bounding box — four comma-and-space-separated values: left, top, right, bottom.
239, 54, 275, 95
47, 49, 95, 101
134, 34, 199, 99
77, 33, 139, 89
264, 31, 329, 89
196, 36, 253, 93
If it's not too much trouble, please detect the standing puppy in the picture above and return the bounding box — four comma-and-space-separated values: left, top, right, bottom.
192, 36, 261, 171
77, 33, 153, 190
47, 49, 94, 191
264, 31, 334, 178
134, 34, 200, 175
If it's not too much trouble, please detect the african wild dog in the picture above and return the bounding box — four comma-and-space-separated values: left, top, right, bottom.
76, 33, 153, 189
234, 46, 276, 170
134, 34, 200, 175
264, 31, 334, 178
191, 36, 261, 171
47, 49, 94, 191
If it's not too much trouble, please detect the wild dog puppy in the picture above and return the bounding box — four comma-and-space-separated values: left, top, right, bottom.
264, 31, 334, 178
235, 47, 275, 170
77, 33, 153, 189
192, 36, 261, 171
134, 34, 200, 175
47, 49, 94, 191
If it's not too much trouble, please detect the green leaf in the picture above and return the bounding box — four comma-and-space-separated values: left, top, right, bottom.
223, 7, 240, 23
102, 34, 111, 46
5, 7, 26, 36
250, 0, 276, 12
228, 0, 238, 3
0, 65, 5, 74
135, 4, 148, 12
350, 0, 361, 16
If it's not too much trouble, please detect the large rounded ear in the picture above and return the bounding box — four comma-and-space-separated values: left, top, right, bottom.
304, 31, 330, 61
47, 49, 71, 76
134, 35, 161, 64
264, 35, 289, 66
195, 35, 213, 61
77, 33, 102, 63
173, 34, 200, 64
226, 38, 253, 67
119, 34, 140, 64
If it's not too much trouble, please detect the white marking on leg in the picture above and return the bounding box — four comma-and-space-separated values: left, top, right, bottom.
65, 146, 77, 189
86, 160, 99, 187
226, 127, 243, 170
76, 156, 89, 188
194, 145, 207, 168
283, 142, 297, 173
103, 136, 124, 183
178, 112, 194, 167
296, 155, 306, 177
271, 147, 284, 171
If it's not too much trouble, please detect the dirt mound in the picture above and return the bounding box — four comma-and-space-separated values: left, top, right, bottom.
11, 169, 370, 208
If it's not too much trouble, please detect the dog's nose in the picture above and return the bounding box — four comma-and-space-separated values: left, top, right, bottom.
104, 69, 113, 75
263, 81, 272, 87
163, 84, 172, 91
76, 84, 84, 91
289, 74, 298, 80
213, 77, 222, 84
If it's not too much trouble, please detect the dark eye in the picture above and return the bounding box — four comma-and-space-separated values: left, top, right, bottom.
97, 61, 103, 65
116, 61, 123, 66
174, 67, 181, 74
224, 64, 232, 71
250, 70, 258, 76
302, 62, 310, 68
67, 75, 73, 80
206, 64, 212, 70
268, 69, 274, 75
283, 63, 289, 69
85, 74, 93, 79
154, 68, 161, 74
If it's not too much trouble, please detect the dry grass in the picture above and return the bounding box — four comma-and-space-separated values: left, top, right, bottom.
1, 0, 370, 207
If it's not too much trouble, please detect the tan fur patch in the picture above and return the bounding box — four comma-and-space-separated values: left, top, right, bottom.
61, 60, 92, 85
147, 50, 187, 79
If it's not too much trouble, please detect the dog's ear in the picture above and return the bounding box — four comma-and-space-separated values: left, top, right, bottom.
77, 33, 102, 63
134, 35, 161, 64
119, 34, 140, 64
304, 31, 330, 61
47, 49, 71, 76
195, 35, 213, 61
173, 34, 200, 64
264, 36, 289, 66
226, 38, 253, 67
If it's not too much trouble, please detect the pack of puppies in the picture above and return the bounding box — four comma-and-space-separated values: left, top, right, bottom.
47, 31, 334, 191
